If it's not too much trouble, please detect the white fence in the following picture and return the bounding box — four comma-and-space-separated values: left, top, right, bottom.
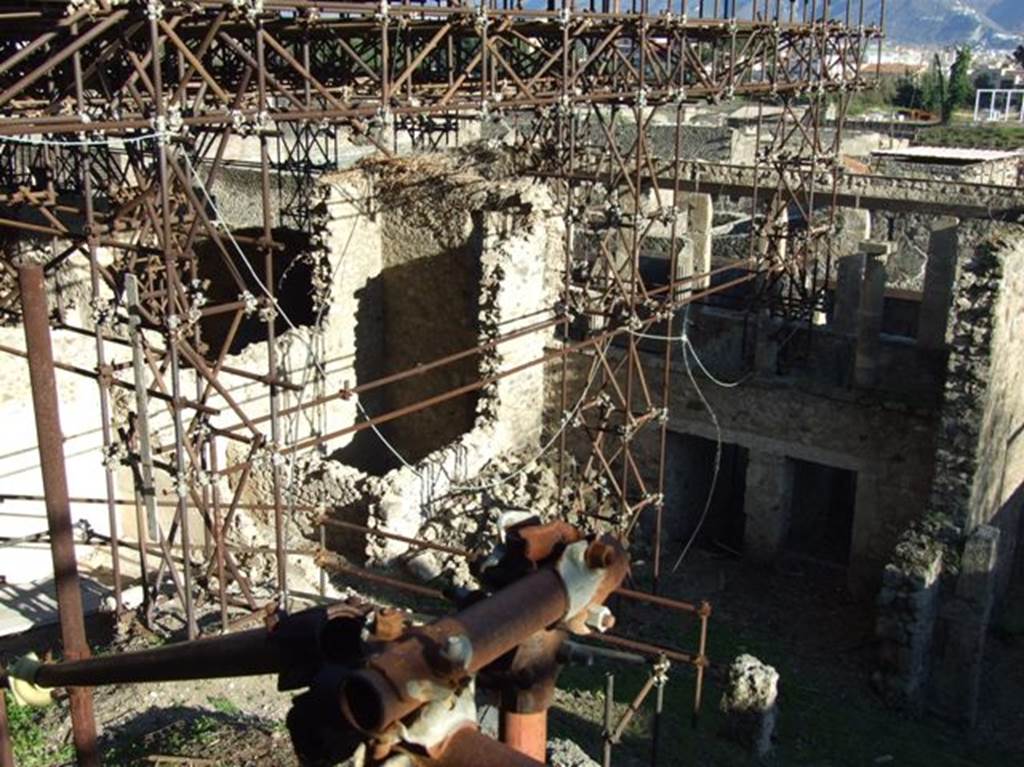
973, 89, 1024, 122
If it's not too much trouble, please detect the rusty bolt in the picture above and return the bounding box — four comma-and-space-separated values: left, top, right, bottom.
584, 541, 615, 570
373, 608, 406, 642
439, 634, 473, 671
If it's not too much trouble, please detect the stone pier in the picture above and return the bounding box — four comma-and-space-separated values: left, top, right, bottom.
917, 218, 959, 350
854, 241, 892, 388
743, 450, 794, 563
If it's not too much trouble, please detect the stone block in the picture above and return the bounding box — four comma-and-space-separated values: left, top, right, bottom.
719, 654, 779, 759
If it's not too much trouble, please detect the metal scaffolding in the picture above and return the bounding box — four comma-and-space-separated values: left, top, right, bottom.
0, 0, 882, 763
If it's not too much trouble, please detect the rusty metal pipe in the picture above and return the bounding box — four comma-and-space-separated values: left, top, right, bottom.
500, 711, 548, 763
341, 540, 628, 734
417, 728, 545, 767
22, 627, 284, 689
18, 263, 100, 767
340, 568, 570, 734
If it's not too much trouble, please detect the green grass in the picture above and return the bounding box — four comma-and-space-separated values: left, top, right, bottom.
102, 714, 223, 766
207, 695, 241, 717
4, 692, 75, 767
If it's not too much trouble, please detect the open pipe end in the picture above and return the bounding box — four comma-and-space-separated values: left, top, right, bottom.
339, 669, 395, 734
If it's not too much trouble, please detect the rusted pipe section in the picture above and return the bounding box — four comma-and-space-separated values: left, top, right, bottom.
7, 600, 378, 694
341, 568, 569, 734
499, 712, 548, 763
416, 727, 544, 767
485, 627, 566, 764
16, 626, 285, 689
340, 537, 628, 735
18, 263, 100, 767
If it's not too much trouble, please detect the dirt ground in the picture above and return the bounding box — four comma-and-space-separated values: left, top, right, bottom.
3, 549, 1023, 766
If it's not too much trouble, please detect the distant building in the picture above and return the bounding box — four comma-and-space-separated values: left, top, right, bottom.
870, 62, 928, 81
870, 146, 1022, 185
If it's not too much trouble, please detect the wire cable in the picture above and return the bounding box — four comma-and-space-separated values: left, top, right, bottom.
670, 335, 723, 573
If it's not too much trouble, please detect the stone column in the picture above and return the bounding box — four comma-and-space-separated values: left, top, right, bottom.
917, 217, 959, 350
687, 193, 712, 289
854, 241, 892, 388
929, 525, 1000, 727
673, 235, 695, 306
832, 252, 866, 335
743, 450, 794, 563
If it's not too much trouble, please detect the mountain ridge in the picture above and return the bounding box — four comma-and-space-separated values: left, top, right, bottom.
733, 1, 1023, 47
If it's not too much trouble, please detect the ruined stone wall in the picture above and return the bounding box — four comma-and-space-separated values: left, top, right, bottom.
280, 155, 563, 565
371, 161, 487, 465
872, 156, 1020, 186
924, 228, 1024, 544
872, 214, 996, 292
874, 225, 1024, 718
547, 329, 941, 592
659, 353, 938, 589
965, 229, 1024, 596
874, 538, 944, 708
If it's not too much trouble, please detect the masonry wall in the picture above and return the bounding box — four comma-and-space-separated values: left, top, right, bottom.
965, 229, 1024, 596
872, 156, 1020, 186
874, 225, 1024, 719
290, 156, 562, 565
649, 344, 938, 592
547, 321, 941, 595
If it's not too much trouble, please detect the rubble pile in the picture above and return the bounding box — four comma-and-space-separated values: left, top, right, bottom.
548, 737, 601, 767
401, 451, 585, 588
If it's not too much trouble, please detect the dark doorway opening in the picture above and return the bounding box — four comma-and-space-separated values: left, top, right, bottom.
785, 459, 857, 566
664, 433, 748, 553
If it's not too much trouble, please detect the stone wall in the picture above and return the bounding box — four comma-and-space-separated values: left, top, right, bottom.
871, 156, 1020, 186
550, 310, 942, 595
873, 533, 944, 709
872, 213, 995, 292
926, 237, 1006, 532
874, 225, 1024, 720
289, 155, 562, 564
966, 228, 1024, 597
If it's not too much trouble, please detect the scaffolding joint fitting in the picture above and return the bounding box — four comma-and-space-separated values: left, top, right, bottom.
652, 654, 671, 686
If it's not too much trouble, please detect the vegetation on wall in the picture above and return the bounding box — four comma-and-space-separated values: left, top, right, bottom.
913, 123, 1024, 150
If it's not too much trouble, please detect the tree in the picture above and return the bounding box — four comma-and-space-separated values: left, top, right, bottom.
1013, 44, 1024, 70
944, 46, 974, 122
894, 74, 924, 110
974, 71, 996, 91
920, 54, 947, 117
